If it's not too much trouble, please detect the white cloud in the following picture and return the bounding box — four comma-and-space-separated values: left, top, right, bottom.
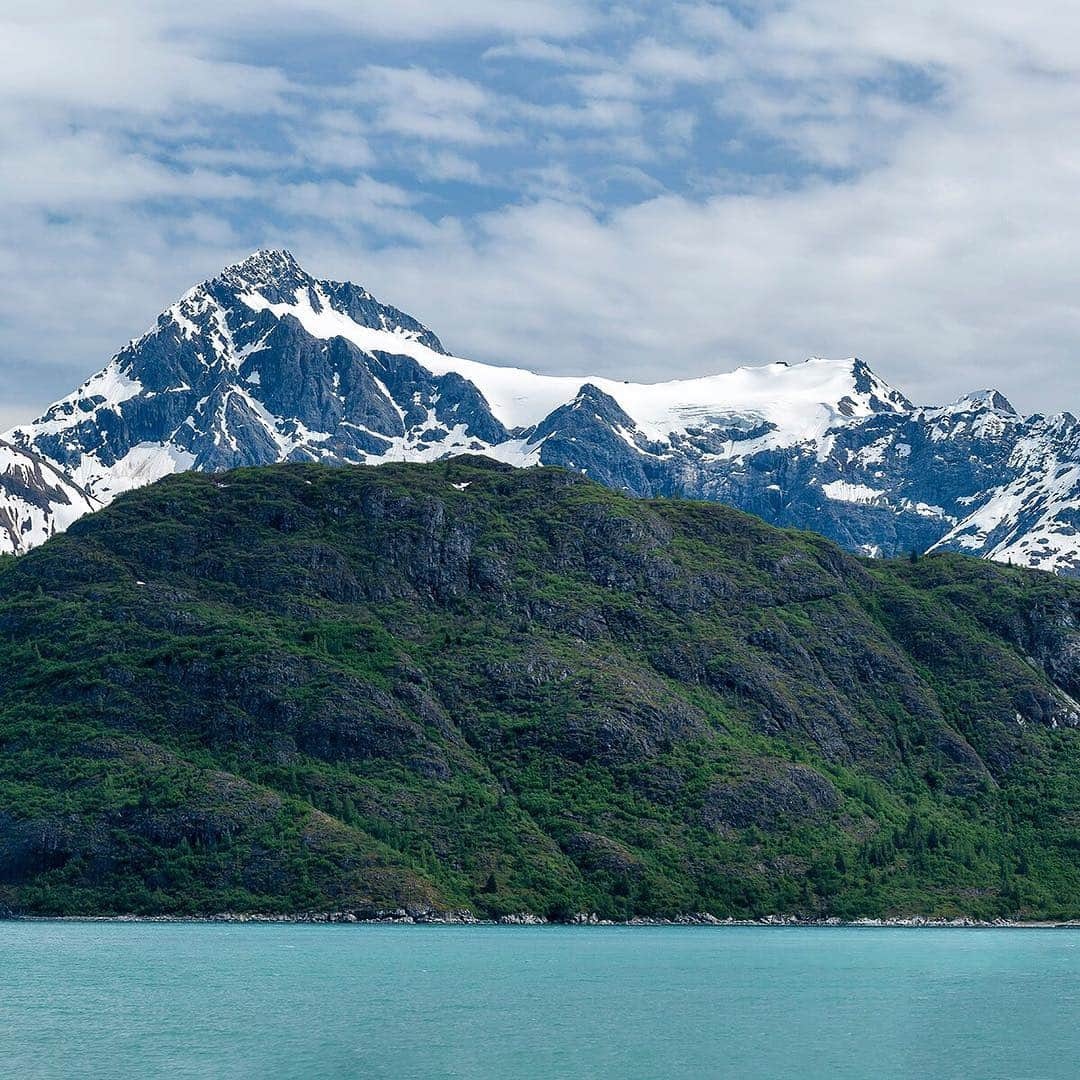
11, 1, 597, 45
0, 10, 295, 114
214, 0, 597, 40
346, 66, 508, 146
0, 126, 258, 208
481, 37, 603, 66
7, 1, 1080, 426
269, 176, 441, 243
290, 112, 375, 171
408, 149, 490, 185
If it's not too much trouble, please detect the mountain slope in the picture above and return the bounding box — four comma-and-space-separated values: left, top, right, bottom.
932, 413, 1080, 573
2, 458, 1080, 919
7, 249, 1080, 573
0, 441, 98, 555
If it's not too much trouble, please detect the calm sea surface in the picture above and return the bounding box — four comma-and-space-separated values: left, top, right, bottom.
2, 923, 1078, 1079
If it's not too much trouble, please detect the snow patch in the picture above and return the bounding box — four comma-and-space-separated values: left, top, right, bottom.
821, 480, 885, 504
72, 443, 197, 503
238, 287, 905, 444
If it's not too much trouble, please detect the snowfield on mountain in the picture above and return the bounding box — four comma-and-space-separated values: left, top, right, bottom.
5, 249, 1080, 573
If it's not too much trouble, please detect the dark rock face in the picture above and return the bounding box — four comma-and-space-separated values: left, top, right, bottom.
6, 250, 1080, 575
561, 832, 643, 878
701, 766, 841, 831
690, 395, 1031, 560
523, 384, 670, 496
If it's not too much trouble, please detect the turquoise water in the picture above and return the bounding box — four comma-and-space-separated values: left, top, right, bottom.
2, 924, 1078, 1079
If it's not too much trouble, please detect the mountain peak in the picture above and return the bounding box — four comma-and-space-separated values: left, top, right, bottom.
844, 357, 912, 413
225, 247, 300, 275
937, 389, 1018, 417
217, 249, 310, 296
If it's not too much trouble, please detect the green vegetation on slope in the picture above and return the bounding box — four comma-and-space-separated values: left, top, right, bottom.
1, 457, 1080, 919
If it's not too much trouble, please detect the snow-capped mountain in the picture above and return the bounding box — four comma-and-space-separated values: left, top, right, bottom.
4, 250, 907, 498
5, 248, 1080, 574
933, 412, 1080, 573
0, 441, 98, 555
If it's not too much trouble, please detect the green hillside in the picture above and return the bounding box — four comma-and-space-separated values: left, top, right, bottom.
1, 457, 1079, 920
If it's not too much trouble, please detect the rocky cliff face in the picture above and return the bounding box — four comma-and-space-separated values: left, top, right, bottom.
6, 249, 1080, 572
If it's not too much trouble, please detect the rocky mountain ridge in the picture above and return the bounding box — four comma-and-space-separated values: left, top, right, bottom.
5, 249, 1080, 571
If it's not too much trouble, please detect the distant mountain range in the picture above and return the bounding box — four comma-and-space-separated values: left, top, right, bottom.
5, 249, 1080, 573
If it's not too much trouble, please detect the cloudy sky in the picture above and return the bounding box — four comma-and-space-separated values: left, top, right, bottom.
3, 2, 1080, 427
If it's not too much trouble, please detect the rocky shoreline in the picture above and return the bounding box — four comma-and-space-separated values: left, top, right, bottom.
8, 909, 1080, 928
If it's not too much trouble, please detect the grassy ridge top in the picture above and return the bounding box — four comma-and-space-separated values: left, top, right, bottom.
2, 456, 1079, 919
